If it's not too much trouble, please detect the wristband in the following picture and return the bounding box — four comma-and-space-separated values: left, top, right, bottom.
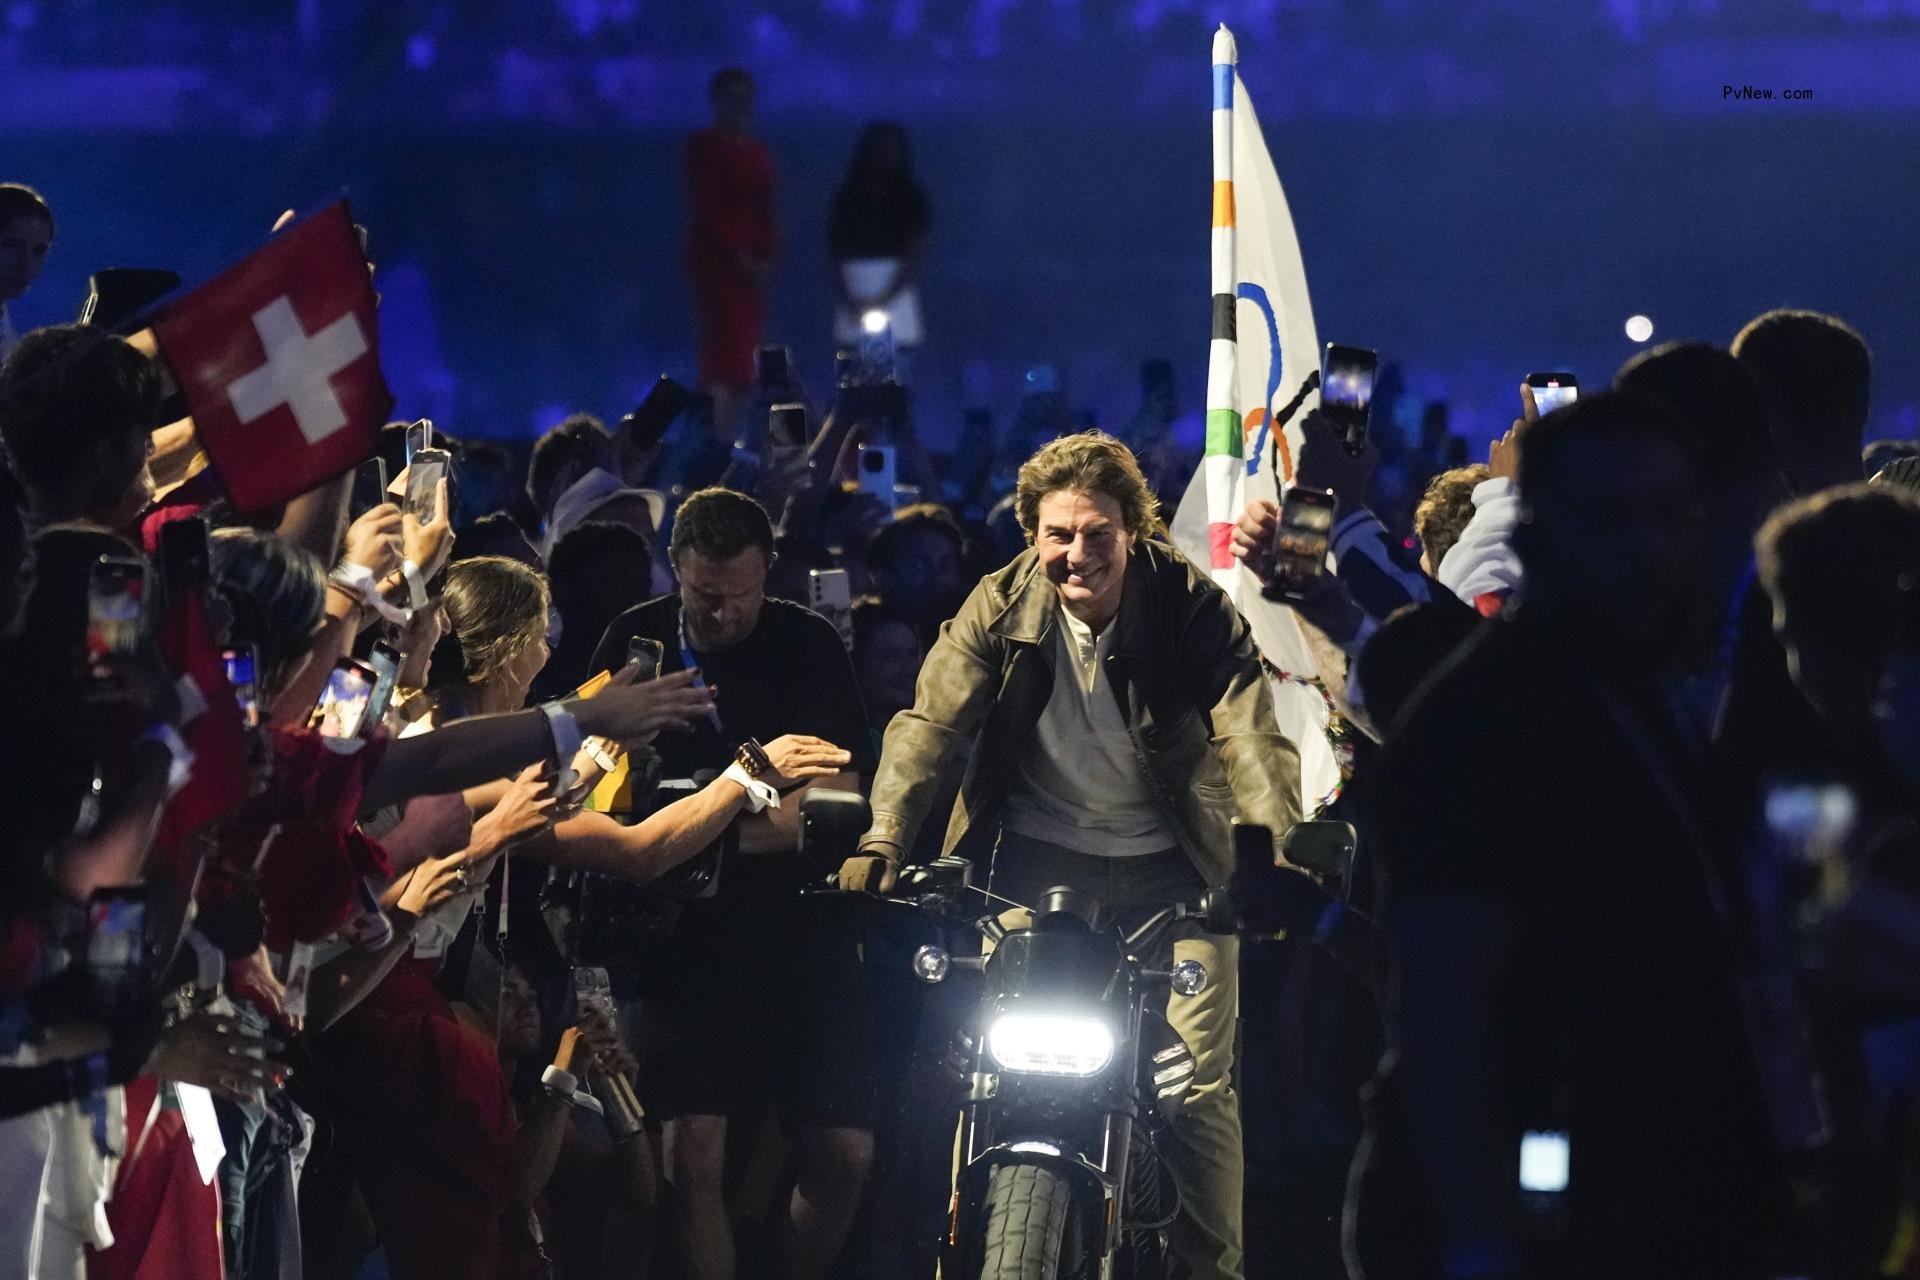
328, 562, 409, 625
585, 742, 619, 773
1309, 898, 1348, 948
721, 762, 780, 813
399, 558, 428, 612
539, 1064, 578, 1099
540, 702, 584, 793
185, 930, 225, 991
139, 723, 195, 797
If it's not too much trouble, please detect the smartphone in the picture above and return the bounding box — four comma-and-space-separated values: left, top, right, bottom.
1526, 371, 1579, 417
404, 419, 434, 468
858, 445, 898, 509
768, 402, 808, 449
366, 640, 403, 730
617, 375, 694, 457
85, 886, 151, 1015
79, 268, 182, 333
155, 516, 209, 589
1321, 343, 1379, 455
311, 657, 378, 739
86, 556, 147, 663
222, 646, 261, 729
809, 568, 854, 649
755, 344, 792, 392
1260, 486, 1338, 600
1519, 1129, 1570, 1194
626, 636, 665, 682
405, 448, 450, 524
350, 456, 390, 518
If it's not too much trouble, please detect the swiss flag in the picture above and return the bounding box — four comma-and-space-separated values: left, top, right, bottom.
153, 201, 390, 513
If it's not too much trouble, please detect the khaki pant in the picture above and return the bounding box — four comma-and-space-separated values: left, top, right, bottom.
977, 833, 1246, 1280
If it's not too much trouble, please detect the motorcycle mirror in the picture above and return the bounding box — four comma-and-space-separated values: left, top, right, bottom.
1281, 820, 1357, 882
1197, 888, 1236, 937
799, 789, 872, 871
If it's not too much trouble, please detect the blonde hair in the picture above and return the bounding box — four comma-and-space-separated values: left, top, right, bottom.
1013, 431, 1160, 543
443, 555, 551, 685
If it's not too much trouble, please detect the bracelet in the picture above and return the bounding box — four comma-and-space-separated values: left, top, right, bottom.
399, 559, 428, 612
734, 737, 773, 779
328, 562, 409, 625
1309, 898, 1347, 948
721, 762, 780, 813
539, 1063, 578, 1099
586, 742, 619, 773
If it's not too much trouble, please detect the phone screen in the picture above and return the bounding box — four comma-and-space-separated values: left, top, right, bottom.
1519, 1130, 1570, 1194
1321, 344, 1378, 453
1264, 487, 1337, 597
405, 449, 449, 524
626, 636, 664, 682
768, 402, 808, 449
86, 887, 150, 1013
223, 646, 260, 729
86, 557, 147, 661
1528, 374, 1579, 417
312, 660, 377, 739
366, 641, 403, 730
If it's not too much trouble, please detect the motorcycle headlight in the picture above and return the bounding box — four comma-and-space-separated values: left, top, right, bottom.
985, 1012, 1115, 1077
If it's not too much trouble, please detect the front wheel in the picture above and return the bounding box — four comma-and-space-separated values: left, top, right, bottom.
978, 1162, 1075, 1280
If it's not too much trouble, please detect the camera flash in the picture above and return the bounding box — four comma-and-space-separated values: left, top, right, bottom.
1624, 314, 1654, 343
861, 309, 890, 335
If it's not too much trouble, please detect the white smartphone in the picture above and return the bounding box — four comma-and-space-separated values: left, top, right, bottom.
858, 445, 897, 509
1519, 1129, 1570, 1194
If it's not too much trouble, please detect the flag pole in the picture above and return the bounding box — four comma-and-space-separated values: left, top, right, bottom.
1203, 24, 1242, 581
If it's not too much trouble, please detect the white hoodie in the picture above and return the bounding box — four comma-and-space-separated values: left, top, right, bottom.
1436, 475, 1523, 612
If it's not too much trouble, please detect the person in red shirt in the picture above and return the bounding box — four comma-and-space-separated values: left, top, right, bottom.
686, 68, 776, 442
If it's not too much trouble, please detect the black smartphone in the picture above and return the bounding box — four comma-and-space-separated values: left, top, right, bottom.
222, 646, 260, 729
626, 636, 665, 682
1525, 371, 1579, 417
366, 640, 403, 730
78, 268, 182, 333
618, 375, 694, 458
311, 657, 378, 739
1321, 343, 1378, 455
86, 556, 147, 663
768, 402, 808, 449
156, 515, 209, 594
350, 457, 390, 518
85, 886, 151, 1015
1261, 486, 1338, 600
405, 448, 450, 524
755, 344, 792, 392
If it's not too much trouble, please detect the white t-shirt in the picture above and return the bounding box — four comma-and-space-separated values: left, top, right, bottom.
1000, 603, 1175, 857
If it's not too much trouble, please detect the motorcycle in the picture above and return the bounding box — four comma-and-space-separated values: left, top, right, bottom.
906, 848, 1244, 1280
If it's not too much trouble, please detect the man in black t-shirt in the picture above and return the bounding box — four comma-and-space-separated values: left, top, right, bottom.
589, 487, 872, 1280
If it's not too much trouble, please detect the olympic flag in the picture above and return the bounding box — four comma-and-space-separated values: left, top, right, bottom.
1169, 25, 1343, 814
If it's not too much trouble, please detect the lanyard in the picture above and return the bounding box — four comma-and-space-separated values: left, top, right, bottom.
677, 611, 727, 736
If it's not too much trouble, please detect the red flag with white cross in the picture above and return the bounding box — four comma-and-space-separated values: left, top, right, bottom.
153, 201, 390, 513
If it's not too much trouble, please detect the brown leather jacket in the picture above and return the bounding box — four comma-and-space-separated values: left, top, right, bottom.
861, 539, 1302, 886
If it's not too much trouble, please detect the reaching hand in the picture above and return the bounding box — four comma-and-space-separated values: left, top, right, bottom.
579, 669, 715, 740
1285, 570, 1366, 647
473, 762, 556, 852
759, 735, 854, 788
344, 502, 404, 580
395, 851, 474, 918
1231, 861, 1335, 938
1294, 409, 1378, 512
577, 1008, 637, 1078
228, 946, 302, 1035
402, 478, 454, 580
1488, 384, 1539, 482
148, 1008, 291, 1105
1230, 499, 1281, 585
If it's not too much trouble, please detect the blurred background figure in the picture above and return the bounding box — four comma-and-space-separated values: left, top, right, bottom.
0, 184, 55, 361
686, 68, 776, 446
830, 122, 929, 361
